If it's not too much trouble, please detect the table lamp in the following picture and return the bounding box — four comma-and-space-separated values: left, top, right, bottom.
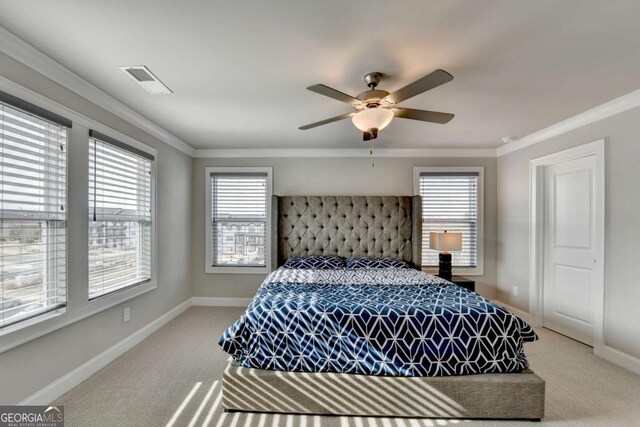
429, 231, 462, 280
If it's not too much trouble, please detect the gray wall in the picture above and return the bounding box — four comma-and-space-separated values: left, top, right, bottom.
0, 53, 193, 403
192, 156, 497, 299
2, 39, 639, 402
496, 105, 640, 359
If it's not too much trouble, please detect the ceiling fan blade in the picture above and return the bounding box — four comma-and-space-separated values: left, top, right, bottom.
393, 107, 454, 124
298, 112, 355, 130
363, 129, 378, 141
307, 84, 360, 105
385, 69, 453, 104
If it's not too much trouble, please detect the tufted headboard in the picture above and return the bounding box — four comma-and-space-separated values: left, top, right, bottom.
271, 195, 422, 269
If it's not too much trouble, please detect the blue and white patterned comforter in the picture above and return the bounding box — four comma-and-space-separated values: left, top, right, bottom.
219, 268, 537, 377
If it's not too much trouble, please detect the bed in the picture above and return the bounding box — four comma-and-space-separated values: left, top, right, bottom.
219, 196, 545, 420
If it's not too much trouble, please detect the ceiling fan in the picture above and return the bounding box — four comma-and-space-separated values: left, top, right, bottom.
299, 69, 455, 141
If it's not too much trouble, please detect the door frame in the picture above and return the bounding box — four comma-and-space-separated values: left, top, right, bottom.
529, 139, 605, 350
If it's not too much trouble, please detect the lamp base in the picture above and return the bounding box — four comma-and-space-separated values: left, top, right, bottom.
438, 252, 452, 280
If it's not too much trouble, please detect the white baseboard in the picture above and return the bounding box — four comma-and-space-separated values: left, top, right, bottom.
20, 294, 639, 406
18, 296, 248, 405
594, 345, 640, 376
191, 297, 252, 307
493, 300, 531, 323
19, 298, 193, 405
493, 300, 640, 376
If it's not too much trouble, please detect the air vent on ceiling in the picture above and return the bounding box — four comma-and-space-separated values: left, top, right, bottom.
119, 65, 172, 94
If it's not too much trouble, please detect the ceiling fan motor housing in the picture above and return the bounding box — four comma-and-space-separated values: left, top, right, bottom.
364, 72, 383, 89
356, 90, 391, 109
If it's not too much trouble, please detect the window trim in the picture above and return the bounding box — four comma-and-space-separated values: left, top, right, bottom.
0, 75, 158, 354
205, 166, 273, 274
84, 130, 158, 304
413, 166, 485, 276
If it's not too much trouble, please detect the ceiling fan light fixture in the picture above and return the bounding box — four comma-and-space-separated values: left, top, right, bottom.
351, 108, 394, 132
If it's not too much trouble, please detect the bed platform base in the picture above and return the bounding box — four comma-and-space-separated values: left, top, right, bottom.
222, 362, 545, 420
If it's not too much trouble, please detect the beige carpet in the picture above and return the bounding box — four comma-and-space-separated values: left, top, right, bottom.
56, 307, 640, 426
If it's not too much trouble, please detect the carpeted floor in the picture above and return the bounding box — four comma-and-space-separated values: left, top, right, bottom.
56, 307, 640, 426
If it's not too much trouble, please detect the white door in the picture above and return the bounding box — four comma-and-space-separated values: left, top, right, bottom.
543, 155, 597, 345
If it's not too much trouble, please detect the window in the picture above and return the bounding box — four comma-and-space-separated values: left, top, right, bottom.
89, 131, 154, 299
414, 167, 484, 275
0, 93, 70, 331
205, 167, 272, 273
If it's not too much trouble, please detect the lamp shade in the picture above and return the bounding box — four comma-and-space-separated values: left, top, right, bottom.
429, 231, 462, 252
352, 108, 394, 132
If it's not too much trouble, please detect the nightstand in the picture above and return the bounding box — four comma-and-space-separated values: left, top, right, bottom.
437, 275, 475, 292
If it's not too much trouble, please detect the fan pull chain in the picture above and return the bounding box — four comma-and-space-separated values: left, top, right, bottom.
369, 140, 375, 168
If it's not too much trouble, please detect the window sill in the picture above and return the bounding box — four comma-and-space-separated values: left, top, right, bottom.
206, 265, 271, 275
0, 280, 157, 354
0, 307, 67, 337
422, 267, 484, 276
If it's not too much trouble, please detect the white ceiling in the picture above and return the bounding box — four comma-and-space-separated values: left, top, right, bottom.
1, 0, 639, 150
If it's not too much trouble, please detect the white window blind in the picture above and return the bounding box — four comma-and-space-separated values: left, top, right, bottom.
420, 172, 479, 268
1, 100, 68, 330
89, 132, 153, 299
210, 173, 267, 267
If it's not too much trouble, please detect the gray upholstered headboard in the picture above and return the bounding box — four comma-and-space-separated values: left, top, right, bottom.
271, 195, 422, 268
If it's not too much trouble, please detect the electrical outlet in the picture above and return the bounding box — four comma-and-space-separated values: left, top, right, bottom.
123, 307, 130, 323
512, 286, 519, 297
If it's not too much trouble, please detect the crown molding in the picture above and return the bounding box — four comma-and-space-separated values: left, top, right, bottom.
5, 23, 638, 160
194, 148, 497, 158
497, 88, 640, 157
0, 25, 195, 157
